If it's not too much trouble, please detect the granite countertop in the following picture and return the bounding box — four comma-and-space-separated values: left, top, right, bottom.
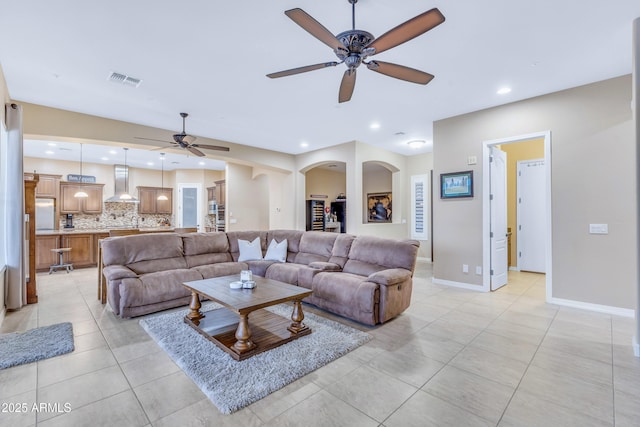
36, 227, 175, 236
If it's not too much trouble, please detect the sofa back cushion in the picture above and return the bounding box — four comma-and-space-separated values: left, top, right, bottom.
294, 231, 338, 265
182, 232, 232, 268
328, 234, 356, 268
343, 236, 420, 277
226, 231, 268, 262
101, 233, 188, 274
266, 230, 303, 263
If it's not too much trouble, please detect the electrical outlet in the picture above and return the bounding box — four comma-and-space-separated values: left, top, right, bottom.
462, 264, 469, 274
476, 266, 482, 275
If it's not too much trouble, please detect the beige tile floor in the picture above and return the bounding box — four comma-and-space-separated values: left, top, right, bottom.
1, 260, 639, 426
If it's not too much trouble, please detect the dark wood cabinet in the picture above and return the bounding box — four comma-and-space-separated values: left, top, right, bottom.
138, 187, 173, 214
60, 182, 104, 214
25, 177, 38, 303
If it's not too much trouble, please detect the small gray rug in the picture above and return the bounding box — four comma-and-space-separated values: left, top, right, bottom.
0, 322, 74, 370
140, 303, 371, 414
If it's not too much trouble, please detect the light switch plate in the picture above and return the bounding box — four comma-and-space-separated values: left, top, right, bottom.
468, 156, 477, 165
589, 224, 608, 234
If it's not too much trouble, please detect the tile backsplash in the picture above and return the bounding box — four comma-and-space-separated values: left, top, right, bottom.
60, 202, 174, 229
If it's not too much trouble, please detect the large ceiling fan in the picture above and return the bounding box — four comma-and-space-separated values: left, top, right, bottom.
135, 112, 230, 157
267, 0, 445, 103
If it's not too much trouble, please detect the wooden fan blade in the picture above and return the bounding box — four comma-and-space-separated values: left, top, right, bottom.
192, 144, 230, 152
367, 61, 434, 85
338, 69, 356, 103
285, 8, 344, 51
187, 146, 205, 157
267, 62, 338, 79
150, 144, 178, 152
366, 8, 445, 55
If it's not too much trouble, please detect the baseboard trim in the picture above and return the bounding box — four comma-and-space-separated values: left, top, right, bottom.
547, 297, 635, 318
508, 266, 520, 271
432, 277, 487, 292
633, 335, 639, 358
0, 307, 4, 328
416, 256, 432, 262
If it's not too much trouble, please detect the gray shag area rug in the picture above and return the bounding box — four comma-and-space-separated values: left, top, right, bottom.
0, 322, 74, 370
140, 302, 371, 414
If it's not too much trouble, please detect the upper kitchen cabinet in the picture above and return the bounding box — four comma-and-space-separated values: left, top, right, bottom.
60, 182, 104, 214
138, 187, 173, 214
23, 173, 62, 198
214, 180, 226, 206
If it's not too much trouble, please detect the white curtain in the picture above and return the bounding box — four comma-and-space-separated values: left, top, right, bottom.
5, 103, 25, 309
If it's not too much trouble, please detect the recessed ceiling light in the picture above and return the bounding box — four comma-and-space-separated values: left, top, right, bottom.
497, 87, 512, 95
109, 150, 117, 155
45, 150, 54, 155
300, 142, 309, 148
198, 161, 205, 166
370, 122, 381, 130
407, 140, 426, 149
47, 142, 56, 147
101, 157, 109, 161
147, 162, 154, 166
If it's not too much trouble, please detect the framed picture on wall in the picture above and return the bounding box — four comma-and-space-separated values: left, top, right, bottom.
367, 192, 392, 222
440, 171, 473, 199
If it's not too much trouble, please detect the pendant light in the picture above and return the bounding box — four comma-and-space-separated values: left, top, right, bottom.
157, 153, 168, 201
74, 143, 89, 198
119, 147, 133, 201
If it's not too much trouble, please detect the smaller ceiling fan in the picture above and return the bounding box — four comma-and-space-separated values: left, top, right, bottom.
135, 112, 230, 157
267, 0, 445, 103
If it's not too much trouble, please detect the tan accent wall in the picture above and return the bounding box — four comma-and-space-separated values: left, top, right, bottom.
305, 167, 346, 201
500, 139, 545, 267
434, 75, 637, 309
226, 163, 269, 231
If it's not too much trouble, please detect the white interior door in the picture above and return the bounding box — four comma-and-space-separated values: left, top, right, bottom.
517, 159, 546, 272
490, 146, 508, 290
177, 183, 202, 230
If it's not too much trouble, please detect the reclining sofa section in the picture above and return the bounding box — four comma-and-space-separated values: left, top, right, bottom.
101, 230, 420, 325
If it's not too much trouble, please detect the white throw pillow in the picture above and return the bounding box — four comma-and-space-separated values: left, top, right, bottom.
237, 237, 262, 262
264, 238, 288, 263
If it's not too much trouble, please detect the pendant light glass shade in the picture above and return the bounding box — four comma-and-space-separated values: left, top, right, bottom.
157, 153, 168, 201
74, 143, 89, 198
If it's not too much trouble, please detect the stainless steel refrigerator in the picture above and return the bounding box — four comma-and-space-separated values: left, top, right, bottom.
35, 198, 55, 230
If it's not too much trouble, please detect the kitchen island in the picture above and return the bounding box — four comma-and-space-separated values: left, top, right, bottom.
35, 227, 176, 272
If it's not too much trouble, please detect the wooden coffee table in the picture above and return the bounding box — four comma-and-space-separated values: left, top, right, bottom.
182, 274, 313, 361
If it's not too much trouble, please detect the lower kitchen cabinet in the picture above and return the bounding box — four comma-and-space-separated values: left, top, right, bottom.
35, 235, 59, 271
36, 232, 102, 271
60, 234, 95, 268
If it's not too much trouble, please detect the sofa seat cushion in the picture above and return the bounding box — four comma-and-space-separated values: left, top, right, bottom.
312, 272, 379, 313
193, 262, 247, 279
265, 262, 305, 286
119, 268, 203, 309
246, 260, 277, 278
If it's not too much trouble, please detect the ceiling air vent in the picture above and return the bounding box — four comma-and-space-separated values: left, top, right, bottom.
107, 72, 142, 88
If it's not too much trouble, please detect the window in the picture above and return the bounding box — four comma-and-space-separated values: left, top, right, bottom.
410, 174, 429, 240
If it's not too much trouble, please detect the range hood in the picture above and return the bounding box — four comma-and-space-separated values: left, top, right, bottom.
105, 164, 139, 203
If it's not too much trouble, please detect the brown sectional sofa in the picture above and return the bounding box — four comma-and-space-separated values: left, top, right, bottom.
101, 230, 419, 325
